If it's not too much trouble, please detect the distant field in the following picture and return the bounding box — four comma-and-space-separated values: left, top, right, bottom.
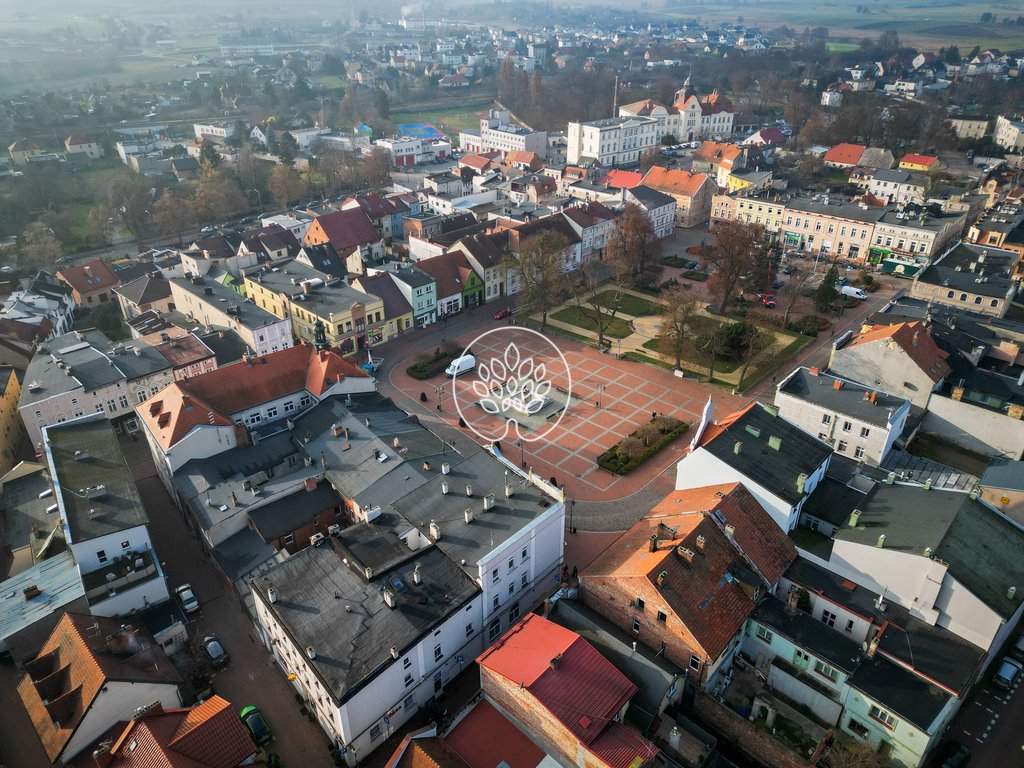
389, 107, 487, 142
826, 42, 860, 52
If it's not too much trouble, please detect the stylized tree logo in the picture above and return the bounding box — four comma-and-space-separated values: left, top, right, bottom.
452, 327, 571, 444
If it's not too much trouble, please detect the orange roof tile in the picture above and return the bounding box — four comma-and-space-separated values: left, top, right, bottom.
445, 701, 543, 768
395, 738, 471, 768
18, 614, 182, 763
598, 169, 644, 189
504, 150, 540, 167
900, 153, 939, 167
846, 321, 951, 382
57, 258, 119, 295
459, 154, 492, 171
822, 143, 866, 166
139, 345, 369, 450
642, 167, 711, 197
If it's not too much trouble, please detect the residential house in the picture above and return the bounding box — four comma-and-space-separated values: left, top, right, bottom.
150, 332, 218, 381
303, 209, 386, 275
44, 416, 171, 617
948, 116, 989, 141
137, 343, 373, 487
79, 696, 256, 768
56, 258, 119, 309
237, 225, 302, 263
676, 401, 832, 533
829, 322, 950, 409
774, 367, 910, 466
114, 273, 174, 319
711, 194, 787, 234
366, 263, 437, 327
478, 613, 660, 768
0, 271, 75, 338
561, 202, 618, 262
350, 273, 415, 340
0, 366, 24, 474
625, 186, 677, 239
341, 193, 404, 242
169, 275, 294, 356
598, 169, 644, 190
566, 117, 659, 167
503, 150, 544, 174
582, 483, 795, 686
250, 434, 565, 761
170, 156, 200, 181
871, 206, 966, 269
725, 169, 773, 195
994, 115, 1024, 151
862, 169, 927, 205
822, 144, 866, 169
182, 235, 259, 280
450, 230, 511, 305
690, 141, 746, 188
504, 216, 584, 295
296, 243, 347, 280
858, 147, 896, 171
779, 197, 885, 261
641, 167, 713, 228
8, 139, 45, 165
416, 251, 485, 315
17, 613, 182, 764
19, 330, 177, 448
0, 317, 52, 373
909, 242, 1018, 318
899, 154, 942, 173
63, 135, 103, 159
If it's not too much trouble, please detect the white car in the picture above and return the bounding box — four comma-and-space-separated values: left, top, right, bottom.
175, 583, 200, 614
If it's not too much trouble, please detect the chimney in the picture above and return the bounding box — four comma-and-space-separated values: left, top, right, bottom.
833, 379, 843, 390
866, 636, 879, 658
464, 507, 475, 524
441, 480, 449, 495
550, 653, 563, 669
504, 483, 514, 499
912, 331, 919, 346
306, 645, 317, 659
422, 461, 431, 471
383, 589, 397, 609
649, 534, 658, 553
23, 585, 40, 600
724, 524, 735, 540
676, 546, 694, 566
303, 281, 313, 294
441, 462, 451, 475
390, 645, 400, 659
429, 522, 441, 540
413, 564, 422, 585
876, 534, 886, 548
849, 510, 862, 527
92, 743, 114, 768
267, 585, 278, 603
331, 423, 345, 437
733, 441, 742, 454
785, 588, 799, 616
465, 483, 473, 497
695, 535, 706, 552
483, 493, 495, 511
1009, 586, 1018, 601
304, 477, 317, 492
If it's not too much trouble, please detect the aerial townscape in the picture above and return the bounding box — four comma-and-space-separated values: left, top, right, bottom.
9, 1, 1024, 767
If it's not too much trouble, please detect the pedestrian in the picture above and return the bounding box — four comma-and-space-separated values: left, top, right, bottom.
571, 565, 578, 580
561, 564, 569, 582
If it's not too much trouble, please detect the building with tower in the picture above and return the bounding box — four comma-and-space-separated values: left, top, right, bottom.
618, 74, 735, 142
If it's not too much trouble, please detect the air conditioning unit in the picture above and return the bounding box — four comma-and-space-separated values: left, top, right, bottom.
309, 532, 326, 547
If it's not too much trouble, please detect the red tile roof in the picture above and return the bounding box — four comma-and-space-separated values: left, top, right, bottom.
650, 484, 795, 585
900, 153, 939, 167
139, 345, 368, 450
478, 614, 639, 746
396, 739, 470, 768
459, 154, 492, 171
306, 208, 381, 252
445, 701, 543, 768
846, 321, 951, 382
562, 201, 617, 229
642, 167, 710, 197
416, 251, 477, 298
694, 141, 743, 169
18, 614, 182, 763
153, 334, 215, 369
598, 169, 644, 189
823, 143, 866, 167
504, 150, 541, 169
57, 258, 119, 295
589, 723, 660, 768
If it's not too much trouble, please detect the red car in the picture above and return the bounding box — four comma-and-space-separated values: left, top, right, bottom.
758, 294, 777, 308
493, 307, 511, 320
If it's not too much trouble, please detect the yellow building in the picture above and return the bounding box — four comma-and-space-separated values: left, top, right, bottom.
898, 153, 941, 172
725, 169, 773, 195
0, 367, 25, 475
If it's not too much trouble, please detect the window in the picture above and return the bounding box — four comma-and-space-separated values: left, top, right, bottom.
508, 583, 515, 596
491, 568, 499, 583
821, 610, 837, 627
118, 395, 129, 409
299, 395, 312, 407
96, 549, 107, 564
433, 644, 443, 662
860, 426, 870, 438
635, 597, 645, 611
492, 596, 499, 609
403, 656, 411, 669
121, 540, 130, 549
632, 618, 641, 633
818, 432, 829, 440
266, 406, 278, 418
283, 533, 294, 545
846, 619, 855, 633
756, 626, 774, 643
847, 718, 870, 738
508, 558, 514, 570
136, 391, 146, 403
794, 649, 810, 664
869, 705, 898, 730
488, 620, 501, 641
689, 655, 701, 672
284, 401, 295, 412
974, 296, 983, 304
814, 660, 839, 682
837, 440, 848, 452
854, 446, 865, 460
404, 672, 413, 687
509, 603, 520, 622
842, 421, 852, 432
657, 611, 667, 623
370, 724, 382, 741
992, 299, 1000, 307
521, 573, 527, 587
521, 548, 528, 560
404, 694, 415, 709
959, 293, 967, 301
821, 414, 832, 425
466, 623, 473, 637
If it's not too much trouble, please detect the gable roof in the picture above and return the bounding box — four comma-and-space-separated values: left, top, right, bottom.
114, 274, 172, 307
694, 141, 743, 167
56, 258, 119, 295
823, 143, 866, 166
562, 201, 617, 229
396, 738, 471, 768
351, 273, 413, 320
90, 696, 256, 768
415, 251, 478, 298
626, 185, 675, 211
17, 613, 182, 762
458, 154, 492, 171
981, 458, 1024, 491
696, 403, 832, 505
584, 509, 756, 661
901, 153, 939, 167
478, 614, 650, 762
598, 169, 644, 189
451, 230, 509, 269
445, 700, 543, 768
844, 322, 951, 383
642, 167, 710, 197
139, 345, 368, 450
307, 208, 381, 252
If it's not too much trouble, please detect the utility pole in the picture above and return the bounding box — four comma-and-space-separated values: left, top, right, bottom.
611, 72, 619, 118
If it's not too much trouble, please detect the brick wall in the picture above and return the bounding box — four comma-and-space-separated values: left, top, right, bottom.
580, 575, 708, 682
694, 692, 815, 768
482, 668, 607, 768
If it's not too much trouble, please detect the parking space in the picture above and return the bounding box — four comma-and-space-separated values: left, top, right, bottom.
934, 660, 1024, 766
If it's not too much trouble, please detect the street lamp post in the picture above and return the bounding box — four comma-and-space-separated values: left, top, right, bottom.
247, 188, 264, 215
517, 439, 525, 468
596, 383, 605, 409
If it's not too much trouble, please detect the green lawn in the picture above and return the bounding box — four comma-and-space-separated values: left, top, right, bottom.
550, 306, 634, 339
590, 290, 660, 317
826, 41, 861, 52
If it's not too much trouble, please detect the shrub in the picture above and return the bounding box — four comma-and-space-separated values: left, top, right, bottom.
617, 436, 645, 461
635, 422, 661, 446
597, 418, 690, 475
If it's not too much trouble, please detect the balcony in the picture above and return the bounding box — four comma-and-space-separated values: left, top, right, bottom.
82, 548, 159, 605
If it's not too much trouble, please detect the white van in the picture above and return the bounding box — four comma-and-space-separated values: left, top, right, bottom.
444, 354, 476, 377
840, 285, 868, 301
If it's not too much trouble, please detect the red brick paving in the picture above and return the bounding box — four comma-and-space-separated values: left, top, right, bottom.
383, 328, 746, 503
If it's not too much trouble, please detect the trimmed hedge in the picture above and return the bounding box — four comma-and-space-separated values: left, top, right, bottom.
683, 270, 709, 281
406, 351, 458, 380
597, 417, 690, 475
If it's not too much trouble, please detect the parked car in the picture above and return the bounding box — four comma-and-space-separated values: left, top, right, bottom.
240, 706, 273, 746
175, 584, 199, 614
201, 635, 229, 668
840, 285, 868, 301
936, 740, 970, 768
782, 265, 796, 275
1010, 634, 1024, 661
493, 307, 511, 320
757, 294, 777, 308
992, 656, 1022, 690
771, 279, 784, 290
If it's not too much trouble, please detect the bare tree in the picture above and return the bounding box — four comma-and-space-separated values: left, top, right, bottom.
736, 320, 774, 388
657, 284, 702, 368
568, 262, 624, 349
152, 191, 198, 245
695, 326, 729, 384
607, 203, 663, 288
268, 165, 309, 207
19, 221, 63, 270
779, 269, 816, 327
703, 219, 764, 313
87, 205, 116, 248
504, 232, 569, 327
